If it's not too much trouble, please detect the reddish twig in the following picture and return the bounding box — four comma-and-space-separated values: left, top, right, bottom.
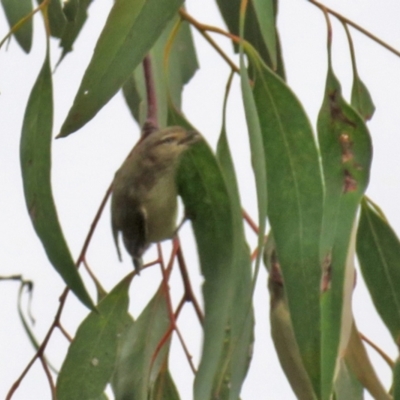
40, 356, 55, 400
176, 244, 204, 324
6, 184, 113, 399
56, 322, 73, 343
142, 55, 158, 137
178, 9, 240, 74
242, 209, 259, 235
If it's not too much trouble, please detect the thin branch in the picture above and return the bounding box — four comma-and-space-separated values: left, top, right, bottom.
56, 322, 73, 343
176, 244, 204, 324
174, 318, 197, 374
142, 55, 158, 136
242, 209, 259, 235
179, 9, 240, 74
309, 0, 400, 58
40, 357, 56, 400
77, 183, 113, 265
7, 184, 113, 399
82, 258, 107, 297
360, 332, 395, 368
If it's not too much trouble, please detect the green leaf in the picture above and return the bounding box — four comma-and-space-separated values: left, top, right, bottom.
393, 360, 400, 400
62, 0, 79, 21
264, 236, 317, 400
343, 321, 390, 400
170, 108, 236, 400
357, 198, 400, 342
122, 17, 198, 129
252, 0, 277, 68
334, 359, 363, 400
239, 50, 267, 259
57, 0, 93, 63
248, 51, 324, 395
20, 50, 94, 310
1, 0, 33, 52
215, 76, 254, 400
37, 0, 67, 38
342, 23, 375, 121
317, 54, 372, 398
58, 0, 183, 137
112, 287, 171, 400
215, 0, 285, 78
56, 273, 133, 400
150, 365, 180, 400
351, 78, 375, 122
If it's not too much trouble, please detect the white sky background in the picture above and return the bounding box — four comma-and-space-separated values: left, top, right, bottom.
1, 0, 399, 398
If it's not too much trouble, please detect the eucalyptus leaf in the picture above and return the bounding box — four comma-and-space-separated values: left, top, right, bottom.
59, 0, 183, 137
169, 108, 237, 400
248, 49, 324, 395
56, 273, 133, 400
1, 0, 32, 52
20, 49, 94, 310
357, 198, 400, 342
113, 287, 171, 400
317, 45, 372, 398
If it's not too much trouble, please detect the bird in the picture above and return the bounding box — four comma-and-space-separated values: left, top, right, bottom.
111, 125, 200, 272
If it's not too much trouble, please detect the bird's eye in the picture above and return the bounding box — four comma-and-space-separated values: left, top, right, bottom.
158, 136, 177, 145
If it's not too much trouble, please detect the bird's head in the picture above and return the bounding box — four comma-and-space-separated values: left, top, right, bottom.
137, 126, 201, 168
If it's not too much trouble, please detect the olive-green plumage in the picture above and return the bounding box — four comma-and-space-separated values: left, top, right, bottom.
111, 126, 199, 272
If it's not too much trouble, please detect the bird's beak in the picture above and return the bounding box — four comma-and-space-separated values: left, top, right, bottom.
179, 130, 201, 145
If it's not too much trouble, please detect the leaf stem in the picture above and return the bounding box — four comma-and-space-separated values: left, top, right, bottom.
309, 0, 400, 58
142, 55, 158, 136
360, 332, 395, 368
0, 0, 50, 49
179, 9, 240, 74
242, 209, 259, 235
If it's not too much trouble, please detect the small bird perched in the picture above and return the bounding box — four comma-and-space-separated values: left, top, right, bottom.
111, 126, 200, 272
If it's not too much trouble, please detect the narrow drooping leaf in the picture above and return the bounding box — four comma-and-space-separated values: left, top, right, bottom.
57, 0, 93, 63
20, 50, 94, 310
343, 321, 390, 400
334, 359, 363, 400
113, 287, 171, 400
247, 48, 324, 394
393, 360, 400, 400
252, 0, 277, 68
215, 0, 285, 77
215, 74, 254, 400
1, 0, 33, 52
122, 17, 198, 129
357, 198, 400, 342
318, 40, 372, 398
62, 0, 79, 21
239, 51, 267, 262
58, 0, 183, 137
150, 362, 180, 400
264, 236, 317, 400
169, 108, 236, 400
342, 23, 375, 121
56, 273, 133, 400
37, 0, 66, 38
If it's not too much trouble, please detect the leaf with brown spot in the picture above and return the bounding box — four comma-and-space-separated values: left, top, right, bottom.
317, 44, 372, 399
